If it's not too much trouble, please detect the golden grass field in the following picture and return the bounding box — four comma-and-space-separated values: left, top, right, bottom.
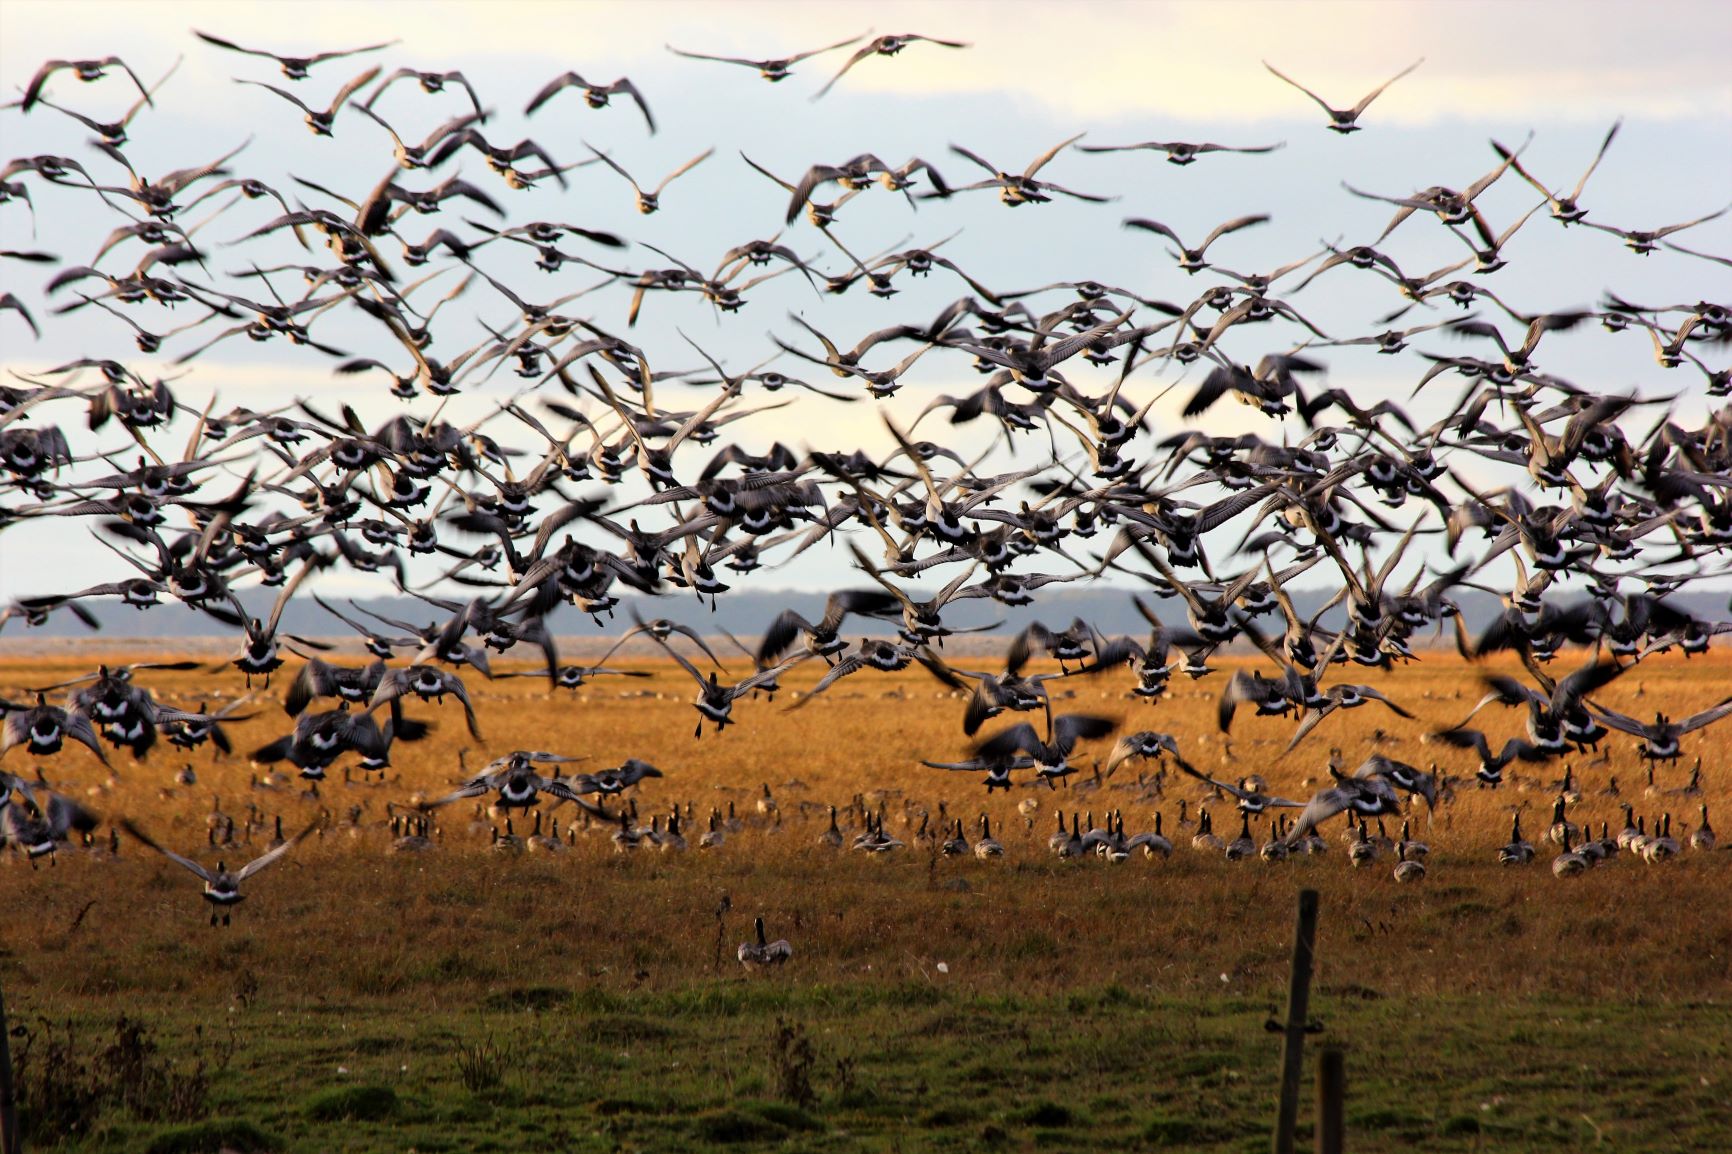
2, 646, 1730, 1152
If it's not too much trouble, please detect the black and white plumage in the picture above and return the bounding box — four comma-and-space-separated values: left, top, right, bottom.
366, 665, 484, 741
2, 778, 99, 865
970, 713, 1116, 786
0, 694, 113, 767
249, 706, 396, 776
755, 589, 902, 664
121, 815, 320, 924
1282, 773, 1405, 845
418, 749, 599, 812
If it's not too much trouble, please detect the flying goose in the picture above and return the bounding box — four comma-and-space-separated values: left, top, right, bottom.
419, 749, 597, 812
25, 54, 179, 148
193, 30, 397, 80
934, 133, 1110, 206
814, 33, 970, 100
970, 713, 1117, 787
0, 694, 113, 767
365, 665, 484, 741
585, 146, 714, 214
1426, 728, 1551, 788
1262, 58, 1424, 133
20, 55, 152, 112
1586, 697, 1732, 763
1, 779, 98, 866
1101, 730, 1189, 777
667, 33, 866, 81
249, 706, 394, 777
364, 67, 486, 121
1124, 213, 1269, 274
1176, 765, 1306, 816
1282, 771, 1404, 845
649, 632, 808, 736
236, 66, 381, 136
122, 815, 319, 924
1078, 139, 1284, 165
525, 72, 656, 133
756, 590, 903, 665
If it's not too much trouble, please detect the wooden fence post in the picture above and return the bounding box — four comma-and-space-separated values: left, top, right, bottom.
1271, 888, 1320, 1154
1316, 1046, 1345, 1154
0, 974, 19, 1154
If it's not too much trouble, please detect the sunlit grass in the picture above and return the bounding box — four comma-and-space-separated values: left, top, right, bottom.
2, 648, 1729, 1151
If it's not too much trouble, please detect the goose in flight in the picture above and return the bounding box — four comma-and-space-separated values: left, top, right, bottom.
970, 713, 1117, 787
1263, 58, 1424, 133
20, 55, 152, 112
1282, 771, 1404, 845
419, 749, 601, 813
525, 71, 656, 133
1078, 138, 1284, 165
667, 33, 866, 82
193, 30, 397, 80
814, 33, 970, 100
122, 816, 321, 924
236, 66, 381, 136
2, 777, 98, 866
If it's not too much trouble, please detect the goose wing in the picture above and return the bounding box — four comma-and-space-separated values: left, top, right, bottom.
236, 817, 321, 880
120, 819, 212, 882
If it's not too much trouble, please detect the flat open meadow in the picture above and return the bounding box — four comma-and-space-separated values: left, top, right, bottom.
3, 647, 1730, 1153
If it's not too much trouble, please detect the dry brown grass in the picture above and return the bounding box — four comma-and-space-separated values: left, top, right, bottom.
4, 647, 1728, 994
2, 648, 1729, 1151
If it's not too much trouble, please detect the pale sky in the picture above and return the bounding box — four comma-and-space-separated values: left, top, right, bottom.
1, 0, 1728, 601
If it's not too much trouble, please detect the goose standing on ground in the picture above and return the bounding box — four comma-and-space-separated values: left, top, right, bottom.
975, 814, 1004, 858
1392, 843, 1426, 882
1498, 813, 1535, 865
1691, 804, 1716, 851
738, 916, 793, 970
1127, 813, 1173, 858
121, 816, 319, 924
817, 805, 843, 848
1396, 819, 1429, 862
1552, 827, 1590, 877
700, 811, 726, 849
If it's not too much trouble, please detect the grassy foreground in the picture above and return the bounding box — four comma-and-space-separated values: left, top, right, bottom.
2, 648, 1730, 1151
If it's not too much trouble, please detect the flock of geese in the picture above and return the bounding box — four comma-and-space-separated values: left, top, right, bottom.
1, 30, 1729, 963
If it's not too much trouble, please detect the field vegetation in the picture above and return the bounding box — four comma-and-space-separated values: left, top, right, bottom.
3, 648, 1729, 1152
